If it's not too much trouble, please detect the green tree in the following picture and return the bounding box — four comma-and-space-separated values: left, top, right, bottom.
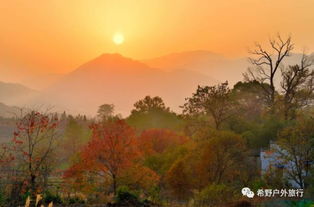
127, 96, 183, 131
194, 184, 234, 207
62, 117, 90, 166
143, 142, 191, 175
232, 80, 268, 121
97, 104, 115, 120
280, 54, 314, 120
131, 96, 170, 114
276, 116, 314, 188
182, 81, 235, 129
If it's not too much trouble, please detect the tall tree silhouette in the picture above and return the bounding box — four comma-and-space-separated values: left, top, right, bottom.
244, 34, 294, 110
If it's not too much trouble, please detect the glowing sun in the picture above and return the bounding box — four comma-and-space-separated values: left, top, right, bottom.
113, 33, 124, 45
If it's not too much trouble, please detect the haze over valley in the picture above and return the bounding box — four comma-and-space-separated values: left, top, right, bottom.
1, 50, 312, 117
1, 51, 240, 116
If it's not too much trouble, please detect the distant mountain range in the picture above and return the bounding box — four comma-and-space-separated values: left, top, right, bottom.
0, 81, 38, 106
144, 50, 314, 86
0, 102, 19, 118
143, 50, 248, 85
1, 50, 312, 116
20, 73, 64, 90
34, 53, 216, 115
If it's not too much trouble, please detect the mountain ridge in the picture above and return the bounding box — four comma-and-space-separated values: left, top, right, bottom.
0, 81, 38, 106
3, 50, 313, 116
32, 53, 215, 116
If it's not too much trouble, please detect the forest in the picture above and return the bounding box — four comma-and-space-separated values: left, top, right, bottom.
0, 36, 313, 207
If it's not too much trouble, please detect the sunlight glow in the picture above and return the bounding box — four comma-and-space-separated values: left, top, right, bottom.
113, 33, 125, 45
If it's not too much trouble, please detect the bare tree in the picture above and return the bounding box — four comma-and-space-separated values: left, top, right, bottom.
12, 110, 59, 206
280, 54, 314, 120
244, 35, 294, 109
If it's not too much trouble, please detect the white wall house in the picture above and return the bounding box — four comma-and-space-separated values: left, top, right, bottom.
260, 142, 301, 188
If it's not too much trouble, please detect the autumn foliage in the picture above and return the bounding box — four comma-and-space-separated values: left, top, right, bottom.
64, 120, 140, 195
138, 129, 188, 156
1, 34, 314, 207
6, 111, 60, 206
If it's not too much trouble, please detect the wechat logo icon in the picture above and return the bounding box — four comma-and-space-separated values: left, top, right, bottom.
241, 187, 255, 198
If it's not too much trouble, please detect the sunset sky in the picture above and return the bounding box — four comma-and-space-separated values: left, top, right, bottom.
1, 0, 314, 80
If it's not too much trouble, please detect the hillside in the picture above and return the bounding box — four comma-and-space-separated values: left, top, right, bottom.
143, 50, 314, 86
0, 81, 38, 106
34, 53, 215, 116
0, 103, 17, 142
143, 50, 248, 85
0, 102, 19, 118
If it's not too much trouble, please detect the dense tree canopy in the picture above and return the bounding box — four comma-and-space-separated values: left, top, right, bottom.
1, 35, 314, 207
183, 81, 235, 129
131, 96, 170, 114
65, 120, 138, 195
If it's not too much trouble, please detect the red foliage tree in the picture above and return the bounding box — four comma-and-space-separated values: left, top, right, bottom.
12, 110, 59, 205
64, 120, 138, 195
0, 143, 14, 165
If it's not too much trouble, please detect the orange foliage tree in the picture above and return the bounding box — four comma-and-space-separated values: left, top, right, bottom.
165, 158, 192, 202
64, 120, 139, 195
185, 130, 248, 189
138, 129, 188, 156
119, 164, 160, 197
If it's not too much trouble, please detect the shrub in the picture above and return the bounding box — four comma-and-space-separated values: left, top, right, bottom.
194, 184, 234, 207
44, 191, 62, 204
232, 200, 253, 207
0, 190, 5, 206
146, 186, 161, 204
68, 196, 86, 204
115, 186, 140, 204
21, 192, 31, 204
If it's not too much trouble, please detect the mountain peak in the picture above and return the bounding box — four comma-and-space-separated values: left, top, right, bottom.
77, 53, 149, 72
98, 52, 125, 59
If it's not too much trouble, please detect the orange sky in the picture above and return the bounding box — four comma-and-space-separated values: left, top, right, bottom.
1, 0, 314, 79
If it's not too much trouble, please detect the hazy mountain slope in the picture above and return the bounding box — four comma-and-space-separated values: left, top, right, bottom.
20, 73, 64, 90
143, 50, 248, 85
0, 103, 17, 141
35, 53, 215, 116
143, 50, 226, 71
0, 102, 19, 118
0, 81, 38, 106
144, 50, 314, 86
